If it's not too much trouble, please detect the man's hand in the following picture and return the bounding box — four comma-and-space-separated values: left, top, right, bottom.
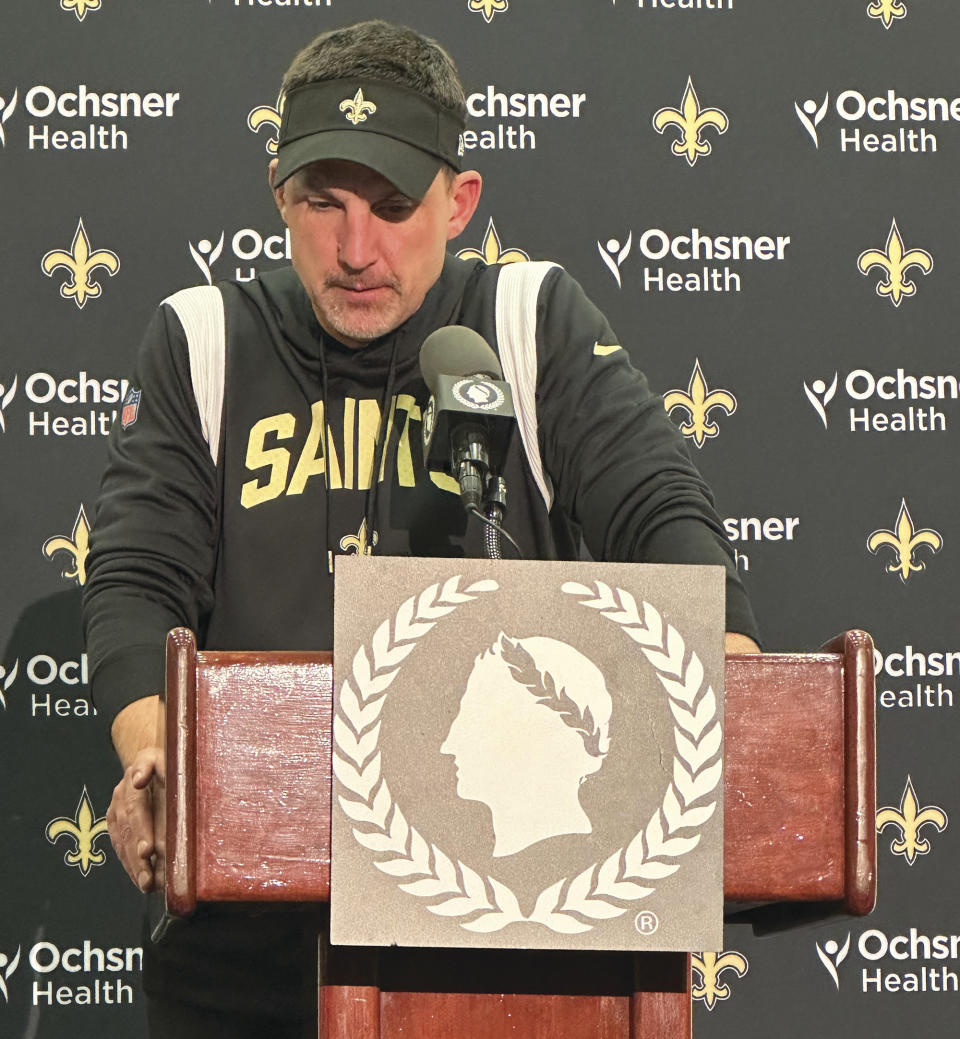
107, 745, 165, 892
725, 632, 761, 654
108, 695, 163, 892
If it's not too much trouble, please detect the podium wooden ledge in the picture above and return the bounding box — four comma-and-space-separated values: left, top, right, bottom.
159, 627, 876, 1039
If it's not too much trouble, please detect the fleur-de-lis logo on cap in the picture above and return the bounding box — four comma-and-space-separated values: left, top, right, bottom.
691, 951, 749, 1009
858, 219, 932, 307
664, 359, 737, 448
45, 787, 110, 876
0, 89, 18, 147
340, 518, 379, 557
456, 217, 529, 265
867, 498, 941, 582
247, 92, 285, 155
877, 776, 948, 864
469, 0, 510, 22
653, 78, 729, 167
41, 218, 120, 309
867, 0, 908, 29
340, 88, 377, 126
42, 504, 91, 586
61, 0, 102, 22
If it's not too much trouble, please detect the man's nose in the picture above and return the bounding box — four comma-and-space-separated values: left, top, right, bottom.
338, 205, 378, 272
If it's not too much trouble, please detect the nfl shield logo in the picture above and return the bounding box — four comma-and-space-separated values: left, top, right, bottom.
121, 388, 141, 429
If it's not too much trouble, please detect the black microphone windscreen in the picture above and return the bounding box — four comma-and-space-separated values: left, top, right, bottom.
419, 326, 503, 393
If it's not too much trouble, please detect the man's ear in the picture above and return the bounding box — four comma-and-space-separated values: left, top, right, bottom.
446, 170, 483, 241
268, 159, 287, 221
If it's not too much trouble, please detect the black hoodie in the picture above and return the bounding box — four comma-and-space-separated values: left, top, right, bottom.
83, 255, 758, 732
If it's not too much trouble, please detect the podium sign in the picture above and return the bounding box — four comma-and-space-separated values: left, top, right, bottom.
331, 558, 725, 952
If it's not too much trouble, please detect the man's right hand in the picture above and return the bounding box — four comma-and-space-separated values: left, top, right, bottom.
108, 695, 164, 892
107, 745, 165, 892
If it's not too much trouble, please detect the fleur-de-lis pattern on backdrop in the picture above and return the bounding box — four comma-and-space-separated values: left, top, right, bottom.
469, 0, 509, 24
60, 0, 102, 23
41, 219, 120, 309
42, 504, 91, 586
858, 219, 933, 307
691, 951, 749, 1009
45, 787, 110, 876
247, 92, 285, 155
866, 499, 942, 582
663, 360, 737, 448
455, 218, 529, 265
876, 777, 948, 864
653, 78, 728, 166
867, 0, 908, 30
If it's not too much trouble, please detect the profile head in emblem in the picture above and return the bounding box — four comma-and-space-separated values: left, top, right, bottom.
441, 634, 612, 857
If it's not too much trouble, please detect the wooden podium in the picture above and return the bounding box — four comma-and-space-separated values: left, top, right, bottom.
159, 627, 876, 1038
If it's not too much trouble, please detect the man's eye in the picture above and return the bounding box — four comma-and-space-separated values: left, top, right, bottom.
376, 201, 416, 222
306, 198, 336, 210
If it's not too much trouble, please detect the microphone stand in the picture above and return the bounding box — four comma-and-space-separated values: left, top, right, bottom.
480, 476, 508, 560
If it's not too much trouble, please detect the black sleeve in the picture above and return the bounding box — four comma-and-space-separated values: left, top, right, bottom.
534, 268, 760, 643
82, 304, 219, 737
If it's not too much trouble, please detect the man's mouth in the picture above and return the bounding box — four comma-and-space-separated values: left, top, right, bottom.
330, 281, 396, 296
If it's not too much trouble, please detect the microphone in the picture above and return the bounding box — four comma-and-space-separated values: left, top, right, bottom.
419, 327, 516, 512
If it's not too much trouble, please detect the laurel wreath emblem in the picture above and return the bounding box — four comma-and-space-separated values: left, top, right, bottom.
334, 577, 721, 934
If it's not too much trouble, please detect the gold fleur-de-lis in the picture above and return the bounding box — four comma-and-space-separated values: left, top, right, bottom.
61, 0, 102, 22
45, 787, 110, 876
41, 219, 120, 309
664, 359, 737, 448
858, 219, 932, 307
340, 518, 379, 557
877, 776, 948, 864
468, 0, 510, 23
42, 504, 91, 586
867, 498, 941, 582
247, 92, 285, 156
653, 77, 729, 167
456, 218, 530, 265
692, 951, 749, 1010
867, 0, 908, 29
339, 89, 377, 126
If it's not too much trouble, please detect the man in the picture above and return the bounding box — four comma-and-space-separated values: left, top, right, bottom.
84, 18, 760, 1038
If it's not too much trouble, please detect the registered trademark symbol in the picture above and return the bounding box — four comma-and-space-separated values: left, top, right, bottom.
634, 910, 660, 935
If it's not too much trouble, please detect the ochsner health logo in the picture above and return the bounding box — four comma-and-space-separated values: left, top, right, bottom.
0, 89, 18, 146
803, 373, 838, 428
0, 375, 17, 434
0, 658, 18, 710
816, 933, 851, 988
0, 946, 21, 1002
189, 233, 225, 284
795, 93, 829, 148
816, 926, 960, 994
188, 226, 292, 283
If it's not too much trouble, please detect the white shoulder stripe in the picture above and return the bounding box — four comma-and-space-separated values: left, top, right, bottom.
495, 260, 559, 512
162, 285, 225, 466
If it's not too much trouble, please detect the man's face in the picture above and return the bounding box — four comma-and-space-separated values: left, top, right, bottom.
271, 158, 480, 348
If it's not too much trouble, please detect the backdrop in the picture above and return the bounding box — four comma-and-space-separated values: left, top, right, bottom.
1, 1, 957, 1035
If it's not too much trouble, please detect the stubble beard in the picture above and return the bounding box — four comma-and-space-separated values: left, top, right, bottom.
314, 281, 409, 347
